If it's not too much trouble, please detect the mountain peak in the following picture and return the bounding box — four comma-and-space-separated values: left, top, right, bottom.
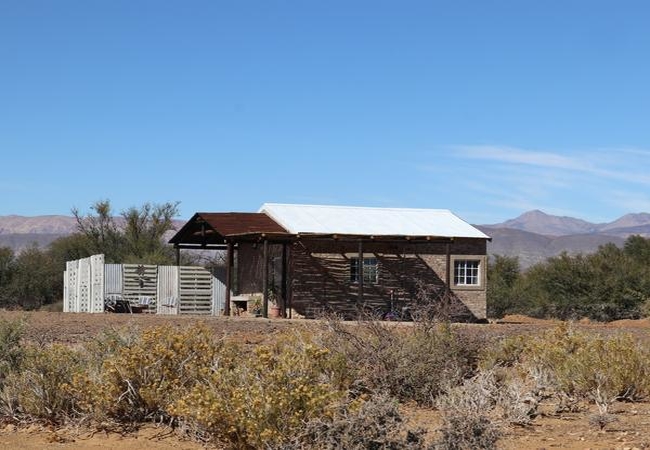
600, 212, 650, 232
517, 209, 551, 219
492, 210, 597, 236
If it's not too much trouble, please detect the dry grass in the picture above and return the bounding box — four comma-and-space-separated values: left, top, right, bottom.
2, 311, 650, 449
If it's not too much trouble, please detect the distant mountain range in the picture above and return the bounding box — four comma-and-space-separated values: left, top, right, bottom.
0, 216, 184, 254
479, 210, 650, 268
1, 210, 649, 269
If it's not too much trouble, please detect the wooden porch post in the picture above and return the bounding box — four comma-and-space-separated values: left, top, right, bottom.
281, 243, 287, 318
287, 242, 293, 319
358, 240, 364, 305
262, 239, 269, 318
224, 241, 233, 316
175, 246, 180, 266
445, 241, 451, 300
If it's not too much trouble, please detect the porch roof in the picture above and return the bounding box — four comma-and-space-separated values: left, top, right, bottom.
168, 212, 289, 247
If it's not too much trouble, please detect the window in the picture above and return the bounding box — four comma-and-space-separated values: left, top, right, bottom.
454, 260, 480, 286
350, 257, 378, 284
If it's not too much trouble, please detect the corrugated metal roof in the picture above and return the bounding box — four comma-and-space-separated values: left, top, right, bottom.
259, 203, 490, 239
197, 212, 287, 235
168, 212, 288, 245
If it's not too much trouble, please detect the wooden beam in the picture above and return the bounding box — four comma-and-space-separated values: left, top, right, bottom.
358, 240, 364, 305
287, 244, 293, 319
224, 241, 233, 316
445, 242, 451, 300
281, 243, 287, 318
262, 239, 269, 318
171, 244, 228, 250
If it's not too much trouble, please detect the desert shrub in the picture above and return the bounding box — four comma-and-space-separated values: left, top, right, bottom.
523, 325, 650, 403
72, 323, 220, 424
494, 375, 540, 426
433, 366, 542, 449
588, 410, 618, 431
0, 317, 25, 384
436, 414, 498, 450
173, 331, 347, 449
2, 343, 82, 422
639, 298, 650, 318
478, 335, 528, 370
286, 394, 426, 450
435, 373, 500, 450
81, 325, 142, 372
322, 320, 479, 407
482, 324, 650, 412
39, 301, 63, 312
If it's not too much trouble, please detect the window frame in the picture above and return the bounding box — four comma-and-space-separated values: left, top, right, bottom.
349, 256, 379, 284
450, 255, 486, 290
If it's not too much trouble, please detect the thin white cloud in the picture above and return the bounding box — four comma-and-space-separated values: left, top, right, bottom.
607, 191, 650, 214
452, 145, 650, 186
453, 145, 586, 171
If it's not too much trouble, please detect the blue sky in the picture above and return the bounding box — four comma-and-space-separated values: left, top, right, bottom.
1, 1, 649, 224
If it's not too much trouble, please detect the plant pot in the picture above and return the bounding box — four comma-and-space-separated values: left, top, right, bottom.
269, 306, 281, 318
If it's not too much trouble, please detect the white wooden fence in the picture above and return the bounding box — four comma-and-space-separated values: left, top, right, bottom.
63, 255, 226, 315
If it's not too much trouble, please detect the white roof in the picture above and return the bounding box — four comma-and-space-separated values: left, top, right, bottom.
259, 203, 490, 239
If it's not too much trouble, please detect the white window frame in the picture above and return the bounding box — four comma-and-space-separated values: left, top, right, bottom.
451, 256, 485, 290
350, 256, 379, 284
454, 260, 480, 286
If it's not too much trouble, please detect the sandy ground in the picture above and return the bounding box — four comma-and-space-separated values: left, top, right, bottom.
1, 310, 650, 449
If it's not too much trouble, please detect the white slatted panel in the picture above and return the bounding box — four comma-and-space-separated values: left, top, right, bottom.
179, 266, 213, 315
90, 254, 105, 313
157, 265, 179, 315
66, 260, 78, 312
104, 264, 123, 296
212, 267, 226, 316
77, 257, 91, 313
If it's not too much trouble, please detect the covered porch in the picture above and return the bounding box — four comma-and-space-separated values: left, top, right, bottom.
168, 212, 294, 318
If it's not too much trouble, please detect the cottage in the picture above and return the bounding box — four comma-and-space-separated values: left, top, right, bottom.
169, 204, 491, 321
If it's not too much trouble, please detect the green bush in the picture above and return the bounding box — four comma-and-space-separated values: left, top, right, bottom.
492, 237, 650, 321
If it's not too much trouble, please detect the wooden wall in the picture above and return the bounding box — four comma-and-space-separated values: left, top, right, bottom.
288, 238, 487, 320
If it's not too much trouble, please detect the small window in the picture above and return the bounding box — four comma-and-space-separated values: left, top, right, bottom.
454, 260, 480, 286
350, 257, 378, 284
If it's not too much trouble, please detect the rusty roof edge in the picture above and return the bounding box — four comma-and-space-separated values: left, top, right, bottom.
168, 212, 206, 244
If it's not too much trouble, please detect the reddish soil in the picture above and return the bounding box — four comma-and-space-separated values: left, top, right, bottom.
2, 310, 650, 449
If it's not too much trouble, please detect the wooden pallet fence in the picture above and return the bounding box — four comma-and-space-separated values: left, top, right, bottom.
63, 255, 226, 315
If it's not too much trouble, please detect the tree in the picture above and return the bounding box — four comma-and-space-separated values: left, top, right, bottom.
486, 255, 520, 318
624, 235, 650, 264
4, 245, 60, 309
121, 202, 180, 264
72, 200, 180, 264
508, 240, 650, 321
0, 247, 13, 289
72, 200, 122, 261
